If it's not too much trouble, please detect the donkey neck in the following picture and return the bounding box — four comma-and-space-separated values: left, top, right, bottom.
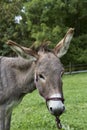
4, 57, 36, 93
14, 57, 36, 93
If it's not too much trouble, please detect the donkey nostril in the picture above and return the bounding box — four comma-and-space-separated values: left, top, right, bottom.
50, 107, 52, 111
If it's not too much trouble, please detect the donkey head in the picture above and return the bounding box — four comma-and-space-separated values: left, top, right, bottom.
7, 28, 74, 118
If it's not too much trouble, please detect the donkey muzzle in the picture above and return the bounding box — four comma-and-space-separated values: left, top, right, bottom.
46, 97, 65, 116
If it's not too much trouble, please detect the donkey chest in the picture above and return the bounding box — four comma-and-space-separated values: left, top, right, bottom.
6, 96, 23, 113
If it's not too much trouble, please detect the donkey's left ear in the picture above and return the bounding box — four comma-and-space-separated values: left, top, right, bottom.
53, 28, 74, 58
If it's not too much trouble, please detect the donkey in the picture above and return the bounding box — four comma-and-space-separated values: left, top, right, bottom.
0, 28, 74, 130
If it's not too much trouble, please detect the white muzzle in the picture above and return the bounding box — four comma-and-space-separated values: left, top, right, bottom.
46, 94, 65, 116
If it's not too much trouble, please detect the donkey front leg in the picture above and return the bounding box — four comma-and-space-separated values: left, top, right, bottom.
0, 105, 12, 130
5, 111, 12, 130
0, 106, 5, 130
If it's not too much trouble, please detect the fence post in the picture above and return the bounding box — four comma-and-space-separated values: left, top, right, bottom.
69, 62, 72, 74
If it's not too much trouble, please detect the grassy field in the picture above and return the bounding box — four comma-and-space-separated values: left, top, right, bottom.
11, 73, 87, 130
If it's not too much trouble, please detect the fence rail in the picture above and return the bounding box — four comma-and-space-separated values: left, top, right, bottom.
64, 63, 87, 74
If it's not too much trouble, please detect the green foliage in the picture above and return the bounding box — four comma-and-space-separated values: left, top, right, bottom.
11, 73, 87, 130
61, 34, 87, 65
0, 0, 24, 55
0, 0, 87, 64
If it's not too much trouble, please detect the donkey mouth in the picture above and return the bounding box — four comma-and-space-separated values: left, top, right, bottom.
49, 106, 65, 116
46, 100, 65, 129
46, 98, 65, 117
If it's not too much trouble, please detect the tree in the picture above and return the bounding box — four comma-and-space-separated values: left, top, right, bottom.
61, 0, 87, 64
0, 0, 87, 65
0, 0, 26, 55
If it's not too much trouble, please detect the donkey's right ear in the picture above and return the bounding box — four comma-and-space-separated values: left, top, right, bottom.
6, 40, 39, 59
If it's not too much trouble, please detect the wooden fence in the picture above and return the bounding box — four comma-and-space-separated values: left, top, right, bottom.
64, 63, 87, 74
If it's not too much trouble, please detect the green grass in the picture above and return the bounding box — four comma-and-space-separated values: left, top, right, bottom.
11, 73, 87, 130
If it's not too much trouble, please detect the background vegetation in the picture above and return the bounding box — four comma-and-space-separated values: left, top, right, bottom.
11, 73, 87, 130
0, 0, 87, 65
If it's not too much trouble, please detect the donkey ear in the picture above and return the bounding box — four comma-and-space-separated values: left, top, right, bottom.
6, 40, 39, 59
53, 28, 74, 58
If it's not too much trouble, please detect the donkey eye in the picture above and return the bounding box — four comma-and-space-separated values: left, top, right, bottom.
39, 74, 45, 79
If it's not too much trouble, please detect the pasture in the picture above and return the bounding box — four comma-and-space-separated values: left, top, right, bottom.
11, 73, 87, 130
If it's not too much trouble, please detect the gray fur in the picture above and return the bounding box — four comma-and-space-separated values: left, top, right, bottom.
0, 56, 36, 130
0, 52, 64, 130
